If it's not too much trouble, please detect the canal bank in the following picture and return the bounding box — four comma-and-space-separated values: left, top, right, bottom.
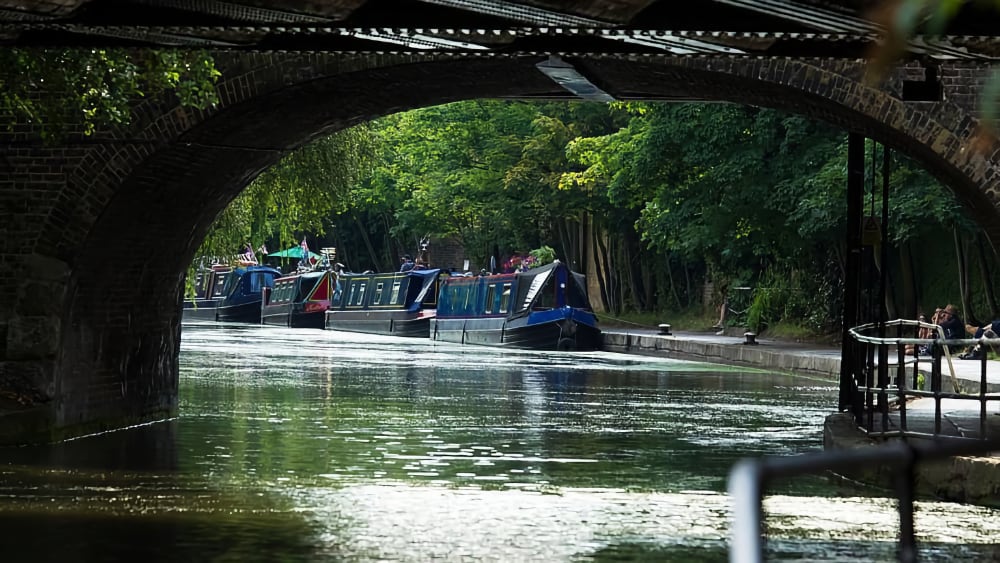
602, 328, 1000, 507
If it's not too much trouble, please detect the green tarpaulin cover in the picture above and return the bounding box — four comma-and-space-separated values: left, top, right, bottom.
267, 247, 322, 260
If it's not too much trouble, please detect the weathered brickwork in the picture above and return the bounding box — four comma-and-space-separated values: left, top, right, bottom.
3, 51, 1000, 444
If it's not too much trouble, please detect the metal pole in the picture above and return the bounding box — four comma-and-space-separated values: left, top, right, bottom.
729, 459, 764, 563
895, 449, 917, 563
933, 344, 943, 435
840, 132, 865, 418
879, 144, 890, 432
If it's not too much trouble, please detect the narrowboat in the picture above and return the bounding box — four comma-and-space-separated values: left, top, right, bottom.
261, 270, 334, 328
324, 268, 442, 337
182, 264, 233, 320
214, 264, 282, 323
430, 260, 601, 350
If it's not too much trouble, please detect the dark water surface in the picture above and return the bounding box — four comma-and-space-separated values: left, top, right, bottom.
1, 323, 998, 561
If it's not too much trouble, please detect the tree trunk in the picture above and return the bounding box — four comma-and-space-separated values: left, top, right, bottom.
883, 254, 898, 320
954, 228, 976, 326
898, 242, 916, 318
596, 228, 618, 314
354, 213, 382, 272
666, 254, 682, 310
556, 217, 570, 267
683, 262, 692, 308
642, 254, 654, 311
976, 234, 999, 318
623, 228, 645, 312
592, 224, 612, 313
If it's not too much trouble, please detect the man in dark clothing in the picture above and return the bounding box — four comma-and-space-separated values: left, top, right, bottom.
938, 304, 965, 340
399, 254, 415, 272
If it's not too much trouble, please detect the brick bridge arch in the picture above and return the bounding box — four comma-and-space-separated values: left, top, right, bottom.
4, 52, 1000, 443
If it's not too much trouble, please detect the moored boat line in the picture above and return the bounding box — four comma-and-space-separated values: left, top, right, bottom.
186, 252, 601, 350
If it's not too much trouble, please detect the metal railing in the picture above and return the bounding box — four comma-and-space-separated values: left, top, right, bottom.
728, 438, 1000, 563
847, 318, 1000, 440
726, 319, 1000, 562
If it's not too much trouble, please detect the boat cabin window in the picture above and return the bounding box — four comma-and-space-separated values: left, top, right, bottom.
299, 276, 320, 301
208, 272, 227, 298
332, 279, 343, 307
193, 271, 209, 298
249, 272, 276, 294
353, 282, 367, 306
567, 276, 591, 309
484, 285, 496, 314
463, 283, 474, 314
373, 282, 384, 305
533, 276, 556, 310
445, 283, 464, 314
390, 281, 401, 304
499, 283, 511, 313
347, 282, 359, 306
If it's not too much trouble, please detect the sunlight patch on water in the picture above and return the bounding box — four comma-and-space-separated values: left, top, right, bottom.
278, 484, 1000, 561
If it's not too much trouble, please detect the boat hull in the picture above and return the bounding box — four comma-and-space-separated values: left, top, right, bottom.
182, 299, 221, 321
262, 304, 326, 329
325, 310, 432, 337
215, 300, 263, 324
431, 311, 601, 351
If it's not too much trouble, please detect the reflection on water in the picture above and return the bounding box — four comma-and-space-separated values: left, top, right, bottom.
0, 323, 998, 561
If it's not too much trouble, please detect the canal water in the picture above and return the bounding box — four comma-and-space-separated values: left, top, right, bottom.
1, 324, 998, 561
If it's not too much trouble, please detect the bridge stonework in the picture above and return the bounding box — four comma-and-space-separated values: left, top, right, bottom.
2, 51, 1000, 444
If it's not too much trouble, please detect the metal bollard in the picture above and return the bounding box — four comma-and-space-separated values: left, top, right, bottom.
744, 331, 757, 345
658, 323, 672, 335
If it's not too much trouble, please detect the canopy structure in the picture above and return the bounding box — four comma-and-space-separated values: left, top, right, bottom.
267, 246, 322, 261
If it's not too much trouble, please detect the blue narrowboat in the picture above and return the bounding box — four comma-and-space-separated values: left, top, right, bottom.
214, 264, 282, 323
430, 260, 601, 350
325, 268, 442, 337
261, 270, 334, 329
182, 264, 233, 320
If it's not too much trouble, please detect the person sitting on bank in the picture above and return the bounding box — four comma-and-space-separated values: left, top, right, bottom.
906, 311, 933, 357
910, 305, 962, 357
399, 254, 415, 272
937, 304, 965, 341
959, 317, 1000, 360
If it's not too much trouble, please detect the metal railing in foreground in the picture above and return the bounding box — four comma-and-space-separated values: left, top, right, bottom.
848, 318, 1000, 440
728, 438, 1000, 563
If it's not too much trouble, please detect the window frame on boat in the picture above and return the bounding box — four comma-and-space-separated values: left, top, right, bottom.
390, 281, 402, 304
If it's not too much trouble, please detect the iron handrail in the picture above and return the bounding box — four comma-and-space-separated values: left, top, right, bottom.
728, 438, 1000, 563
846, 318, 999, 440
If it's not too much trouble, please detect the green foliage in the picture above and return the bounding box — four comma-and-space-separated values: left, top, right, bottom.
529, 245, 556, 266
194, 97, 984, 331
0, 48, 220, 139
191, 125, 377, 285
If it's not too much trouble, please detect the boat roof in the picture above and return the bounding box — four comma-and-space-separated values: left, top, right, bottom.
233, 264, 282, 276
275, 270, 328, 282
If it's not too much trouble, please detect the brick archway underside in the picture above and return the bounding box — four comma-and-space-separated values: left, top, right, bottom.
4, 53, 1000, 444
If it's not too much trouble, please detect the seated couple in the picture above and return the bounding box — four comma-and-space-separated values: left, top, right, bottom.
906, 304, 964, 357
